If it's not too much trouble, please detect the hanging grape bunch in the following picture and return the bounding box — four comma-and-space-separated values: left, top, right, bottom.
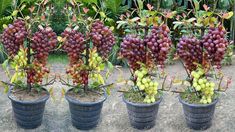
62, 27, 86, 65
144, 25, 172, 67
120, 35, 146, 71
177, 36, 202, 72
31, 26, 57, 65
65, 63, 88, 85
90, 20, 115, 58
26, 62, 50, 84
0, 19, 27, 56
202, 25, 228, 68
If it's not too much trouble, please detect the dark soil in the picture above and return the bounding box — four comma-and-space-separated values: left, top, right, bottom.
67, 90, 104, 102
10, 88, 48, 101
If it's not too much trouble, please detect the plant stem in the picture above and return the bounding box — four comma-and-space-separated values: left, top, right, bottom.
84, 39, 89, 93
26, 37, 32, 92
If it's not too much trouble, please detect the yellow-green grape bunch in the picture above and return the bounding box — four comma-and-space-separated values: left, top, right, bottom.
10, 48, 27, 83
89, 50, 105, 85
89, 50, 103, 70
191, 68, 215, 104
135, 66, 159, 103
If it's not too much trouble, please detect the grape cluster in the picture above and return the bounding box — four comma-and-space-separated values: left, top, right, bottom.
145, 25, 172, 66
31, 27, 57, 65
135, 66, 159, 103
66, 63, 88, 85
202, 26, 228, 68
27, 61, 50, 84
0, 19, 27, 56
90, 20, 115, 58
120, 35, 146, 70
177, 36, 202, 72
62, 28, 86, 65
191, 68, 215, 104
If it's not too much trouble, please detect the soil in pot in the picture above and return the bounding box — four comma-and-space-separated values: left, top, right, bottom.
179, 95, 218, 130
9, 88, 48, 101
123, 91, 162, 130
66, 90, 104, 102
65, 89, 107, 130
8, 88, 50, 129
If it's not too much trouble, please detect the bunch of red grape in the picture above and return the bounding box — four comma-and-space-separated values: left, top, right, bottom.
90, 20, 115, 58
177, 36, 202, 72
0, 19, 27, 56
66, 63, 88, 85
144, 25, 172, 67
31, 26, 57, 65
62, 28, 86, 65
120, 34, 146, 70
202, 26, 228, 68
27, 61, 49, 84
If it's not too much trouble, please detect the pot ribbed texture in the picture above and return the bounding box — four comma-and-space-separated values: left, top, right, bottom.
123, 96, 162, 129
65, 89, 107, 130
8, 88, 49, 129
179, 97, 218, 130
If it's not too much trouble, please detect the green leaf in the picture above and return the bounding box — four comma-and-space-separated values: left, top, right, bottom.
99, 11, 106, 18
186, 18, 196, 23
192, 0, 199, 11
0, 0, 12, 17
100, 63, 105, 70
137, 0, 143, 10
224, 12, 233, 19
107, 61, 114, 71
11, 10, 18, 17
104, 0, 122, 14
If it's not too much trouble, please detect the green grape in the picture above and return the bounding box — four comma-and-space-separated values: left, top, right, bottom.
191, 67, 216, 104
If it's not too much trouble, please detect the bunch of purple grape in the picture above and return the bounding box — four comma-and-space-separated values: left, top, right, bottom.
120, 34, 146, 70
31, 26, 57, 65
145, 25, 172, 67
202, 26, 228, 68
177, 36, 202, 72
0, 19, 27, 56
62, 28, 86, 65
90, 20, 115, 58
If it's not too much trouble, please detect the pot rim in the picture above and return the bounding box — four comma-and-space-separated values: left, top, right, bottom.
179, 95, 218, 107
122, 94, 162, 107
65, 88, 107, 106
8, 86, 50, 104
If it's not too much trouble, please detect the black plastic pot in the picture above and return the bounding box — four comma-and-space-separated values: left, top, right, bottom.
65, 89, 107, 130
179, 96, 218, 130
8, 88, 50, 129
123, 96, 162, 129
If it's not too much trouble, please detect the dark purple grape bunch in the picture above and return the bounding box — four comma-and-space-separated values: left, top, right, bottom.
202, 25, 228, 68
177, 36, 202, 72
62, 28, 86, 65
120, 34, 146, 71
0, 19, 27, 56
31, 26, 57, 65
90, 20, 115, 58
144, 25, 172, 67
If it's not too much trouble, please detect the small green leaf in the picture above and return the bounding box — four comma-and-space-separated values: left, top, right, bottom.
99, 12, 106, 18
193, 0, 199, 11
11, 10, 18, 17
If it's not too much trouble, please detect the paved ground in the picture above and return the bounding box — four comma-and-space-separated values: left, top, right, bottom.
0, 59, 235, 132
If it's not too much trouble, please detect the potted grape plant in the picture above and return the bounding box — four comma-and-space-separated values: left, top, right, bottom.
174, 4, 233, 130
117, 3, 173, 129
59, 2, 115, 130
0, 3, 57, 129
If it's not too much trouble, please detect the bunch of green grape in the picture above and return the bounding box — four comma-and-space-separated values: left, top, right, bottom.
191, 68, 215, 104
134, 66, 159, 103
89, 49, 105, 85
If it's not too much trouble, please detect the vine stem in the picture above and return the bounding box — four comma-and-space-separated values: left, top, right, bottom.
84, 37, 89, 93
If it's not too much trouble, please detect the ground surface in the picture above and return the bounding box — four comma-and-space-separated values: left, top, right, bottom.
0, 59, 235, 132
